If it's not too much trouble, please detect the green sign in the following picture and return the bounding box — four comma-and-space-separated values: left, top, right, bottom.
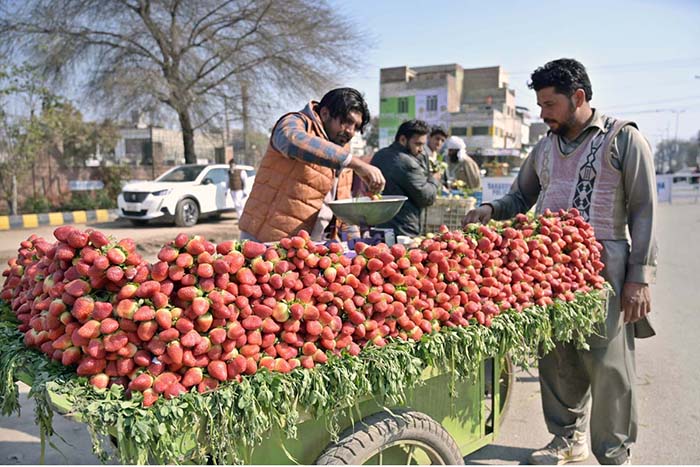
378, 96, 416, 148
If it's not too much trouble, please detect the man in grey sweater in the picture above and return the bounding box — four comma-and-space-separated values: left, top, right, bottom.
463, 58, 657, 465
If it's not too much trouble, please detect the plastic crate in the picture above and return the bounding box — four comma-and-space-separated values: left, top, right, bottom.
423, 197, 476, 234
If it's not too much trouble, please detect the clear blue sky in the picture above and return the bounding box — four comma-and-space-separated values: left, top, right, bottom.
324, 0, 700, 150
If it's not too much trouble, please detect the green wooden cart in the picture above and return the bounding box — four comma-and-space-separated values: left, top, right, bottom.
20, 355, 512, 465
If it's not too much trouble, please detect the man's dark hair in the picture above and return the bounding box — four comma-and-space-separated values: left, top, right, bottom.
430, 125, 448, 138
318, 87, 371, 133
528, 58, 593, 101
395, 119, 431, 142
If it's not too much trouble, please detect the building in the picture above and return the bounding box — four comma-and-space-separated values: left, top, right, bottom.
379, 64, 529, 157
115, 125, 226, 169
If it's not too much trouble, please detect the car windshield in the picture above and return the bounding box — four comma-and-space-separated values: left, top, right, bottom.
158, 165, 207, 182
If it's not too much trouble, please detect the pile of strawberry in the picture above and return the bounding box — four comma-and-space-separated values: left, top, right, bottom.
1, 208, 605, 407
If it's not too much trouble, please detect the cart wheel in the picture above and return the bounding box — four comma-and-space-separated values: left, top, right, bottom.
315, 409, 464, 465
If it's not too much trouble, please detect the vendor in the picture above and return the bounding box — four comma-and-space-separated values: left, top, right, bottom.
371, 120, 439, 237
442, 136, 481, 190
238, 88, 385, 243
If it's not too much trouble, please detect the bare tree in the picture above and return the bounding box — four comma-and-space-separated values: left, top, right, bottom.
0, 0, 369, 163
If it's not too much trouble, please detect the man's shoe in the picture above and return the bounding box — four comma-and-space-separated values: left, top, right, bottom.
528, 432, 589, 465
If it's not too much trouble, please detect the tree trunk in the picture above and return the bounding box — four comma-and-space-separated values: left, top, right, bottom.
11, 175, 18, 215
178, 109, 197, 164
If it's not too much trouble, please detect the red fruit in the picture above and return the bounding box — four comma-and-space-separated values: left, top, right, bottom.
116, 299, 138, 319
159, 328, 180, 342
153, 372, 179, 394
61, 346, 81, 366
133, 305, 156, 321
167, 342, 184, 365
78, 320, 102, 339
106, 248, 127, 265
197, 377, 219, 394
54, 225, 76, 242
242, 315, 262, 330
65, 279, 91, 298
185, 238, 206, 255
103, 332, 129, 352
129, 373, 154, 392
182, 367, 204, 387
306, 320, 323, 336
117, 358, 135, 376
209, 327, 227, 345
136, 281, 160, 299
235, 268, 256, 285
177, 286, 201, 302
137, 320, 159, 342
191, 297, 210, 316
77, 357, 106, 376
89, 373, 110, 389
243, 241, 266, 260
181, 329, 202, 347
71, 296, 95, 322
207, 360, 227, 381
155, 309, 173, 329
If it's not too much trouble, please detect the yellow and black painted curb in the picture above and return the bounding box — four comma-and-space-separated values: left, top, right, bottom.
0, 209, 119, 231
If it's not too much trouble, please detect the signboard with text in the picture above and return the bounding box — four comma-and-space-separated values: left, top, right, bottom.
481, 177, 516, 203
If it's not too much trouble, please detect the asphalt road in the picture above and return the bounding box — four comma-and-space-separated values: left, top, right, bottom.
1, 203, 699, 464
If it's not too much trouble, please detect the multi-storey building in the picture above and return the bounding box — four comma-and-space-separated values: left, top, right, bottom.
379, 63, 529, 158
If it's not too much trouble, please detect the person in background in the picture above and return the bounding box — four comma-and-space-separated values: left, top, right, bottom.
425, 125, 448, 175
443, 136, 481, 190
371, 119, 439, 237
228, 157, 247, 218
238, 88, 385, 243
462, 58, 657, 465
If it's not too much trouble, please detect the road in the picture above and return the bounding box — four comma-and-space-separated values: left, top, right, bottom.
1, 203, 699, 464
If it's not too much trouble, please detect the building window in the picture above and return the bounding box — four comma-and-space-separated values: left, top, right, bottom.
398, 97, 409, 114
472, 126, 490, 136
451, 127, 467, 136
426, 95, 438, 112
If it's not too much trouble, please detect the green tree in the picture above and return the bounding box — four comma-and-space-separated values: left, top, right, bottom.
1, 0, 369, 164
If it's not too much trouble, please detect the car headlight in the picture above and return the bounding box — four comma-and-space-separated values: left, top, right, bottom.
151, 189, 171, 197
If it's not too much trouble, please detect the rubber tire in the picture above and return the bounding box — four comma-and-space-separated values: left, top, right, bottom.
129, 219, 149, 226
175, 198, 199, 227
315, 409, 464, 465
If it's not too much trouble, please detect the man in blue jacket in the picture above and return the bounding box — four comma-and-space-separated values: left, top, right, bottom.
371, 120, 439, 237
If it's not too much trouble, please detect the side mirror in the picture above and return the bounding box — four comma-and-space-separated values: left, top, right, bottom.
202, 178, 213, 185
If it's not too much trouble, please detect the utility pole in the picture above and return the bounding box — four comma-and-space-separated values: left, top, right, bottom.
241, 82, 250, 166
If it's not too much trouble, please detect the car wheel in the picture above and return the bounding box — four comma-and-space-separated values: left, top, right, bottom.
129, 219, 149, 227
175, 198, 199, 227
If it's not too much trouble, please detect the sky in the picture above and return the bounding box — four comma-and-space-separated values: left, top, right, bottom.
323, 0, 700, 151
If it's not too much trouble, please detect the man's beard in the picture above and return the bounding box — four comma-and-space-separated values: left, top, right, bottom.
546, 102, 577, 136
331, 133, 351, 145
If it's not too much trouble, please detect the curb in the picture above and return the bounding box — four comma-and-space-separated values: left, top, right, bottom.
0, 209, 120, 231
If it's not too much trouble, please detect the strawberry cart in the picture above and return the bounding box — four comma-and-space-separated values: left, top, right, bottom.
0, 206, 607, 464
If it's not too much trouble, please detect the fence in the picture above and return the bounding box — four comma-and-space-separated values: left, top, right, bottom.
657, 174, 700, 204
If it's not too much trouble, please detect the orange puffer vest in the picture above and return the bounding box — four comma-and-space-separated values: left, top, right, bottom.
239, 109, 353, 243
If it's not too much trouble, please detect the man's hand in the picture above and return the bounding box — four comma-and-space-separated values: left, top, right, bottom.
349, 158, 385, 194
621, 282, 651, 324
461, 204, 493, 227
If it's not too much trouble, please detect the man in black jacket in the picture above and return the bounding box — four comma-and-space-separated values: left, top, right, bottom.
371, 120, 439, 237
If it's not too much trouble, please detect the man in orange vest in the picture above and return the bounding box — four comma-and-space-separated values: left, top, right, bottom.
239, 88, 385, 243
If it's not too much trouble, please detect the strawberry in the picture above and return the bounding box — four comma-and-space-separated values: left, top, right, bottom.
129, 372, 154, 392
103, 331, 129, 352
153, 372, 179, 394
166, 341, 184, 365
158, 328, 180, 342
61, 346, 82, 366
209, 327, 227, 345
65, 279, 91, 298
242, 241, 266, 259
133, 305, 156, 322
182, 367, 204, 388
137, 320, 159, 342
235, 268, 256, 286
78, 320, 102, 339
89, 373, 110, 389
191, 297, 210, 316
197, 377, 219, 394
77, 356, 106, 376
71, 296, 95, 322
106, 248, 127, 265
207, 360, 227, 381
117, 358, 135, 376
116, 299, 138, 319
155, 308, 173, 329
117, 283, 138, 300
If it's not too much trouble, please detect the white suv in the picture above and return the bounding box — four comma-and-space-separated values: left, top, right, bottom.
117, 164, 255, 227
